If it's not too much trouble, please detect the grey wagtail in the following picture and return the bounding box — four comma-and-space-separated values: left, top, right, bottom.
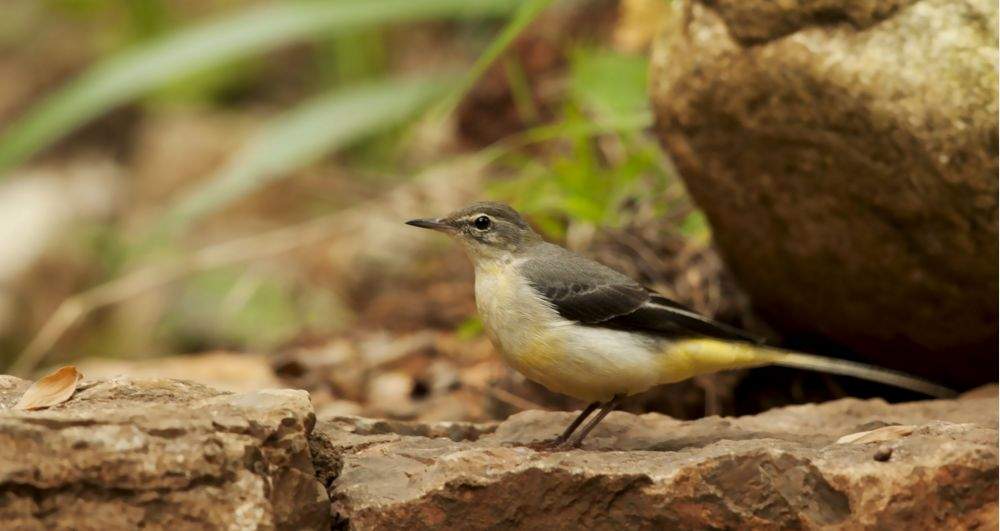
407, 202, 956, 448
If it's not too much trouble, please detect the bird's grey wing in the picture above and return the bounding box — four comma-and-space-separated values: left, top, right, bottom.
520, 243, 760, 342
519, 244, 649, 323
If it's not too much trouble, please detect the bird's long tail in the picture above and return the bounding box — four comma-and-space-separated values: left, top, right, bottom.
663, 339, 957, 398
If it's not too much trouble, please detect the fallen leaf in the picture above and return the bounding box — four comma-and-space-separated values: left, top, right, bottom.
13, 366, 83, 410
835, 424, 915, 445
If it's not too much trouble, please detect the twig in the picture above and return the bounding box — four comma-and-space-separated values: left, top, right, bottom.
10, 214, 343, 376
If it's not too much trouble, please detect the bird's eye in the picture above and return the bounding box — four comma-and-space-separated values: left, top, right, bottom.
473, 215, 492, 230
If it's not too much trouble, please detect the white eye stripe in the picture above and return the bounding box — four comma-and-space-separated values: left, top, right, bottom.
461, 214, 493, 223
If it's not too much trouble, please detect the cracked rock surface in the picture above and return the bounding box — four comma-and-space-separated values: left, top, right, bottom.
0, 376, 330, 530
1, 375, 994, 530
318, 390, 998, 530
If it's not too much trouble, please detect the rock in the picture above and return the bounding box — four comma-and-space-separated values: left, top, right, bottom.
317, 393, 998, 529
649, 0, 999, 387
0, 375, 330, 530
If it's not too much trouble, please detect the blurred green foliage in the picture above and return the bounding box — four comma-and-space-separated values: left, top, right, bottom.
491, 47, 669, 238
158, 74, 451, 237
319, 29, 388, 84
0, 0, 522, 173
570, 48, 650, 120
163, 267, 347, 352
680, 210, 710, 242
2, 0, 699, 368
431, 0, 554, 120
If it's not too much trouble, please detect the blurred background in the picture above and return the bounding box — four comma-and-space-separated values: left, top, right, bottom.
0, 0, 995, 423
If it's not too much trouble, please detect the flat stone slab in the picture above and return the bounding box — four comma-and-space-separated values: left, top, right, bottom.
1, 373, 994, 530
317, 391, 998, 529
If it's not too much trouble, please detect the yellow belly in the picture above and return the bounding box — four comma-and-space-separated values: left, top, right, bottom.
496, 334, 574, 395
496, 327, 675, 402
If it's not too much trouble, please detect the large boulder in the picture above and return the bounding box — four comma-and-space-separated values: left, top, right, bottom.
0, 376, 330, 529
318, 390, 998, 529
649, 0, 998, 387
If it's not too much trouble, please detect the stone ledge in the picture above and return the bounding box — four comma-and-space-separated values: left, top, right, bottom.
317, 392, 998, 530
1, 375, 994, 530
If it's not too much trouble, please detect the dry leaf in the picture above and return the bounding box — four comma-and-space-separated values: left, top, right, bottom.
13, 366, 83, 411
835, 425, 916, 445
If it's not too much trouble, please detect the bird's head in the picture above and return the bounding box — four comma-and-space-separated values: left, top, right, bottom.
406, 201, 539, 262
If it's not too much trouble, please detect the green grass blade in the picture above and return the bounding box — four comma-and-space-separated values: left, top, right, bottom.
0, 0, 518, 173
431, 0, 554, 121
569, 48, 650, 120
158, 74, 451, 235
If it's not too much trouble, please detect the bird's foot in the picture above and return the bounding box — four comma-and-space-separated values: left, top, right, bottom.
521, 436, 585, 452
556, 437, 584, 450
523, 437, 570, 451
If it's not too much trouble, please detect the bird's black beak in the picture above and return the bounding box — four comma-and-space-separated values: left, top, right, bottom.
405, 218, 453, 233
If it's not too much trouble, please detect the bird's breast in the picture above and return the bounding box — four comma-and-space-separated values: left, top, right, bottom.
473, 260, 662, 402
474, 260, 567, 382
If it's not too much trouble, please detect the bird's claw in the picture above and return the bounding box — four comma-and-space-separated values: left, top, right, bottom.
522, 437, 582, 452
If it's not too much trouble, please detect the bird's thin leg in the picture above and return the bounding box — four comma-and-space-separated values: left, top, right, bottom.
562, 394, 624, 448
550, 402, 600, 445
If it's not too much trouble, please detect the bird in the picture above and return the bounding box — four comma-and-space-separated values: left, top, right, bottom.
406, 201, 956, 449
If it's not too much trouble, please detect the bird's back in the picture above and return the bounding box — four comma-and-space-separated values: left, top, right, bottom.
517, 241, 757, 342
